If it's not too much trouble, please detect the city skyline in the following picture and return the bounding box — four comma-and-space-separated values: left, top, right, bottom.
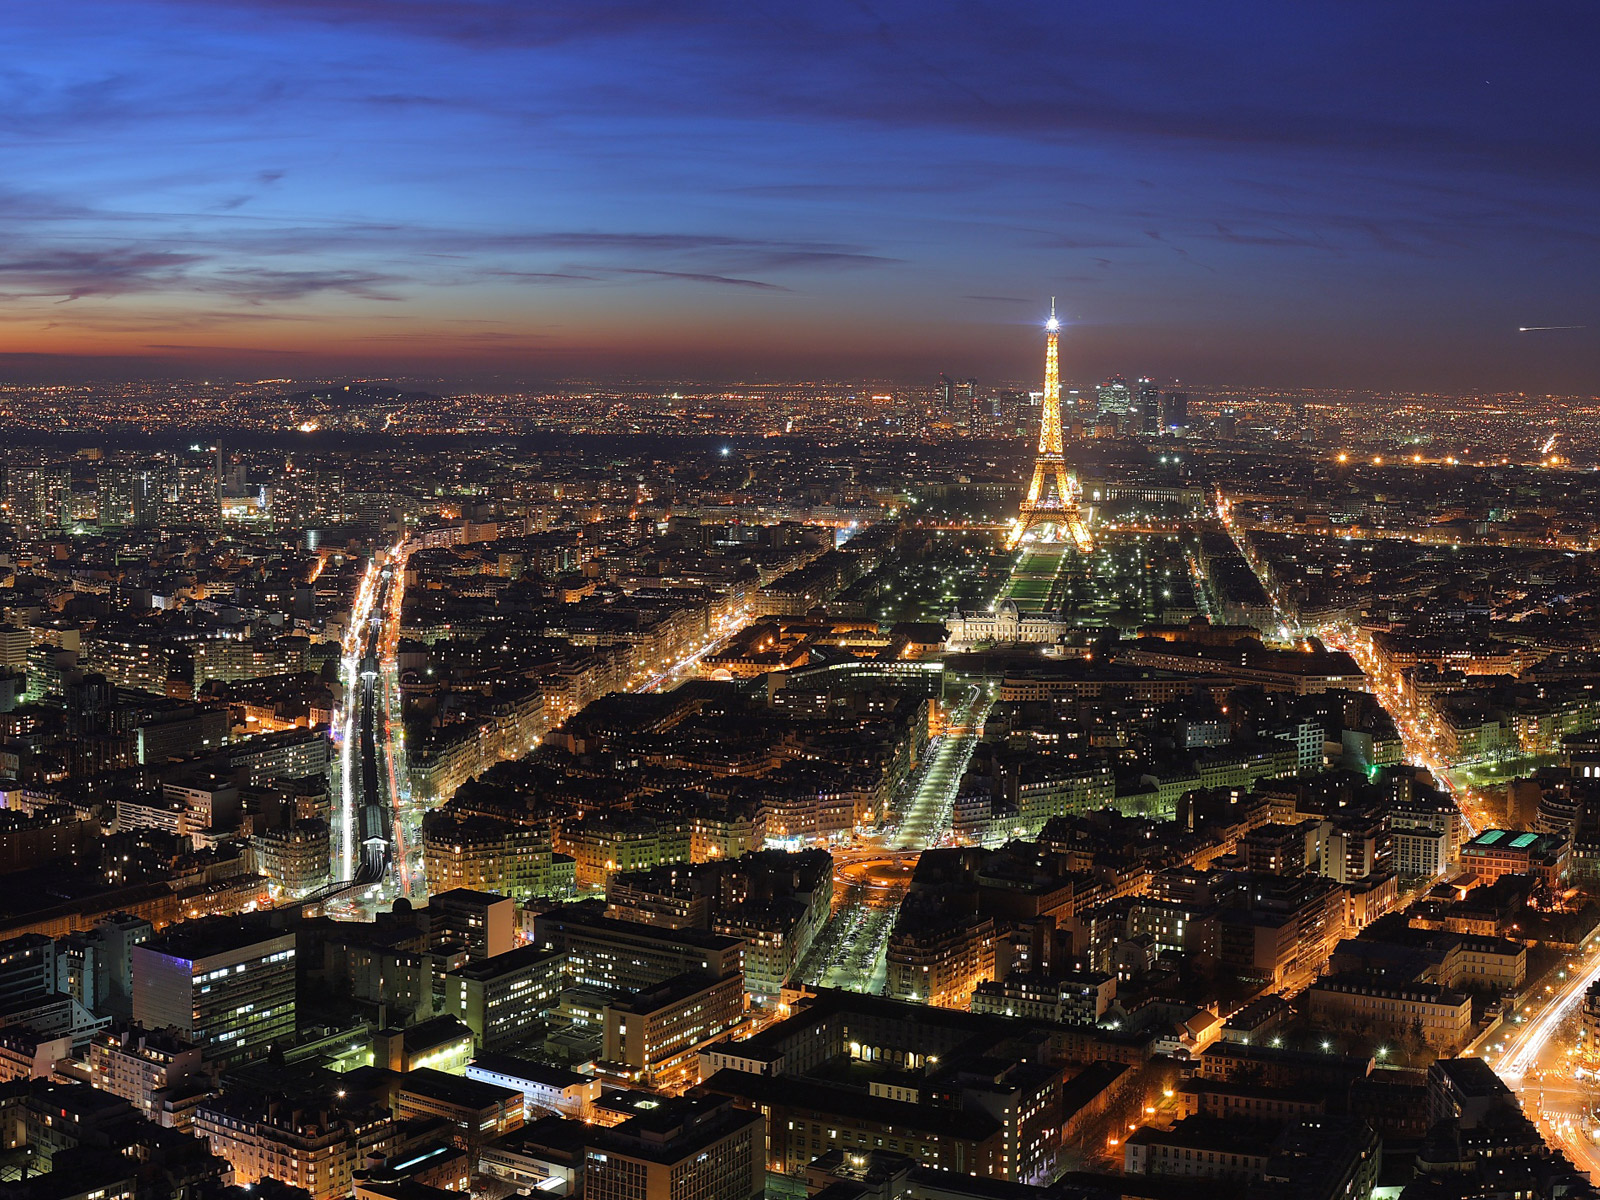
7, 8, 1600, 1200
3, 1, 1597, 391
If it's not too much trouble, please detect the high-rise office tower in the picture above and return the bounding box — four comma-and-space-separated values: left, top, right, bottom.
1162, 391, 1190, 433
1096, 375, 1132, 415
1137, 378, 1161, 434
936, 374, 978, 427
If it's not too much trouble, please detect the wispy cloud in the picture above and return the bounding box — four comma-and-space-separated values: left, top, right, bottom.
481, 269, 600, 283
0, 246, 407, 304
209, 267, 406, 302
0, 248, 203, 300
614, 268, 786, 290
144, 342, 306, 353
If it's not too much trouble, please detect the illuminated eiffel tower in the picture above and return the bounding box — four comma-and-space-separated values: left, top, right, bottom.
1008, 301, 1089, 550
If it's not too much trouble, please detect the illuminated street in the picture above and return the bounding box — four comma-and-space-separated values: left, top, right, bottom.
796, 682, 996, 994
331, 539, 415, 910
1486, 936, 1600, 1177
1219, 496, 1491, 832
892, 684, 993, 850
641, 606, 753, 693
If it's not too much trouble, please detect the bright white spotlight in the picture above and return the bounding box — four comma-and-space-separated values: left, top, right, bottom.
1046, 317, 1060, 332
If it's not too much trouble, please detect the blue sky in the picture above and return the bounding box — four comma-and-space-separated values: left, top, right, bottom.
3, 1, 1598, 389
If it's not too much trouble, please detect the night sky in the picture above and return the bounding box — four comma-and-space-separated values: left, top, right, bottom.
5, 1, 1599, 391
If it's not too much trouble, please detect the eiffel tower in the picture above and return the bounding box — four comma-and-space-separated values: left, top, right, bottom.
1008, 301, 1089, 550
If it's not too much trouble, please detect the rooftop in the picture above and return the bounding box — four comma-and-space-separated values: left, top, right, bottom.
585, 1095, 764, 1164
1464, 828, 1565, 854
534, 904, 745, 953
395, 1067, 520, 1111
468, 1053, 588, 1090
700, 1068, 1002, 1141
445, 943, 563, 982
140, 915, 294, 963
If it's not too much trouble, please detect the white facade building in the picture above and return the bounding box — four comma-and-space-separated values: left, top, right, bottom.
945, 599, 1072, 646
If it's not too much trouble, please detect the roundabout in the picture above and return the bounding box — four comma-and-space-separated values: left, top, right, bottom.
835, 853, 919, 896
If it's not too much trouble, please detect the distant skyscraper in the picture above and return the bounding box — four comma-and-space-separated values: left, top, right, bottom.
174, 446, 221, 529
97, 466, 137, 528
936, 373, 972, 426
131, 460, 173, 528
997, 389, 1029, 430
1096, 375, 1132, 415
1162, 391, 1190, 433
2, 465, 70, 532
1137, 378, 1161, 434
1292, 400, 1313, 443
